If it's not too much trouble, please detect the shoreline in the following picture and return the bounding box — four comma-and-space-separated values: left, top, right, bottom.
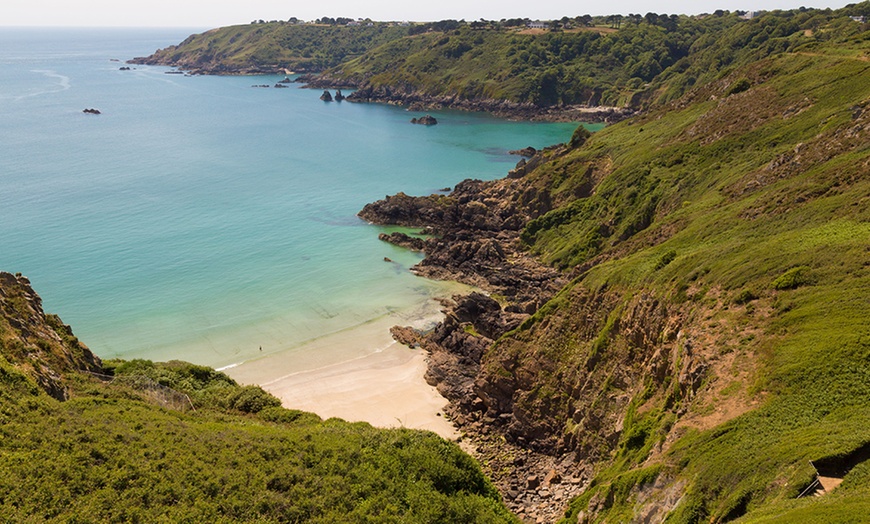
224, 280, 473, 440
123, 61, 633, 123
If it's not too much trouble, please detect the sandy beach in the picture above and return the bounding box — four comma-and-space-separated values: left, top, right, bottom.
224, 287, 470, 440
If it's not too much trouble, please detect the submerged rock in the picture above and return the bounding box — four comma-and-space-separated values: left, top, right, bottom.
82, 108, 101, 115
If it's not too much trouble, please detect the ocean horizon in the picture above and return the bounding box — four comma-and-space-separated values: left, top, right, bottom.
0, 27, 591, 371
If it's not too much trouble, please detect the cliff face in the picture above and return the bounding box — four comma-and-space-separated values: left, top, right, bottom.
361, 37, 870, 522
0, 272, 101, 400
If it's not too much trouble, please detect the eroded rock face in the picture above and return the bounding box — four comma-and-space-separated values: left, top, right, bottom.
364, 154, 713, 522
0, 272, 102, 400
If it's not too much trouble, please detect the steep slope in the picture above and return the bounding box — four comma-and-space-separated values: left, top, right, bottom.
0, 272, 518, 523
360, 10, 870, 522
323, 6, 870, 118
130, 22, 411, 74
133, 7, 869, 121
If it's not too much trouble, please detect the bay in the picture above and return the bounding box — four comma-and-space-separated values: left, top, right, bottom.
0, 27, 588, 370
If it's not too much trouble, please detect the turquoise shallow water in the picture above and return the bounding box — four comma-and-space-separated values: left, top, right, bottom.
0, 28, 584, 369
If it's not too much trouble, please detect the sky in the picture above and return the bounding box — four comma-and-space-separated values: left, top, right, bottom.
0, 0, 854, 27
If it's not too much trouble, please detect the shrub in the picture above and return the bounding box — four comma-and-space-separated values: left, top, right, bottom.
734, 289, 758, 305
726, 78, 751, 96
771, 266, 812, 290
570, 125, 592, 148
655, 249, 677, 270
227, 385, 282, 413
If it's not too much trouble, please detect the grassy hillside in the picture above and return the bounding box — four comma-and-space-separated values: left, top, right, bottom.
330, 6, 869, 109
0, 272, 518, 523
462, 12, 870, 523
132, 22, 411, 73
135, 6, 869, 113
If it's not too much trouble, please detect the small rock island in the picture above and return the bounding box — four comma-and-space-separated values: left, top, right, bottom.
410, 114, 437, 125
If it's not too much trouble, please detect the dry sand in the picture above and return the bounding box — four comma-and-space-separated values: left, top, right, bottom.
224, 292, 467, 440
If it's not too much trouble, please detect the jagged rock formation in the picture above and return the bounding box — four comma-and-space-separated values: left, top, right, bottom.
360, 34, 870, 521
410, 114, 437, 125
319, 90, 333, 101
0, 272, 102, 400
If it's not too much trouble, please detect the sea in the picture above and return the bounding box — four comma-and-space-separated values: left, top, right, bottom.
0, 27, 591, 371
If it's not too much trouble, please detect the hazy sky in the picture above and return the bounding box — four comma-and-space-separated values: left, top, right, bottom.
1, 0, 853, 27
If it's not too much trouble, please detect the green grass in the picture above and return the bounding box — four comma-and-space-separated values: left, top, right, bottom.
0, 364, 518, 523
0, 273, 518, 523
470, 12, 870, 523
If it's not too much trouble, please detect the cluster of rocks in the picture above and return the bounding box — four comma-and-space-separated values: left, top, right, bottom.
410, 114, 437, 125
360, 157, 584, 521
466, 432, 591, 524
346, 83, 635, 123
319, 90, 346, 102
82, 108, 101, 115
296, 73, 635, 123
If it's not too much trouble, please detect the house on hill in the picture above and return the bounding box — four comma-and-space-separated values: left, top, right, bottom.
527, 21, 547, 29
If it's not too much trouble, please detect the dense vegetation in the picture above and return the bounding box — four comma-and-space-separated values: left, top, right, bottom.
140, 4, 870, 111
0, 273, 517, 522
134, 23, 411, 72
455, 7, 869, 522
332, 6, 870, 107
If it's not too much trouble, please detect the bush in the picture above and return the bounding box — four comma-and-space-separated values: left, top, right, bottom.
655, 249, 677, 270
771, 266, 812, 290
227, 385, 282, 413
734, 289, 758, 305
726, 78, 751, 96
570, 125, 592, 148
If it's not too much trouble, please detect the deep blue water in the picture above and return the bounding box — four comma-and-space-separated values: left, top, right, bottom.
0, 27, 585, 368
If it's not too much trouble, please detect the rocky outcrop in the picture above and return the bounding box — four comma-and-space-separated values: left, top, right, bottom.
82, 108, 101, 115
378, 232, 427, 251
509, 146, 537, 157
411, 114, 437, 125
361, 140, 718, 522
297, 74, 635, 123
320, 90, 333, 102
345, 83, 636, 122
0, 272, 102, 400
334, 89, 346, 101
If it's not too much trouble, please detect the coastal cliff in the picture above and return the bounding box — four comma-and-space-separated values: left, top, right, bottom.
128, 23, 411, 74
0, 272, 102, 400
360, 19, 870, 521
